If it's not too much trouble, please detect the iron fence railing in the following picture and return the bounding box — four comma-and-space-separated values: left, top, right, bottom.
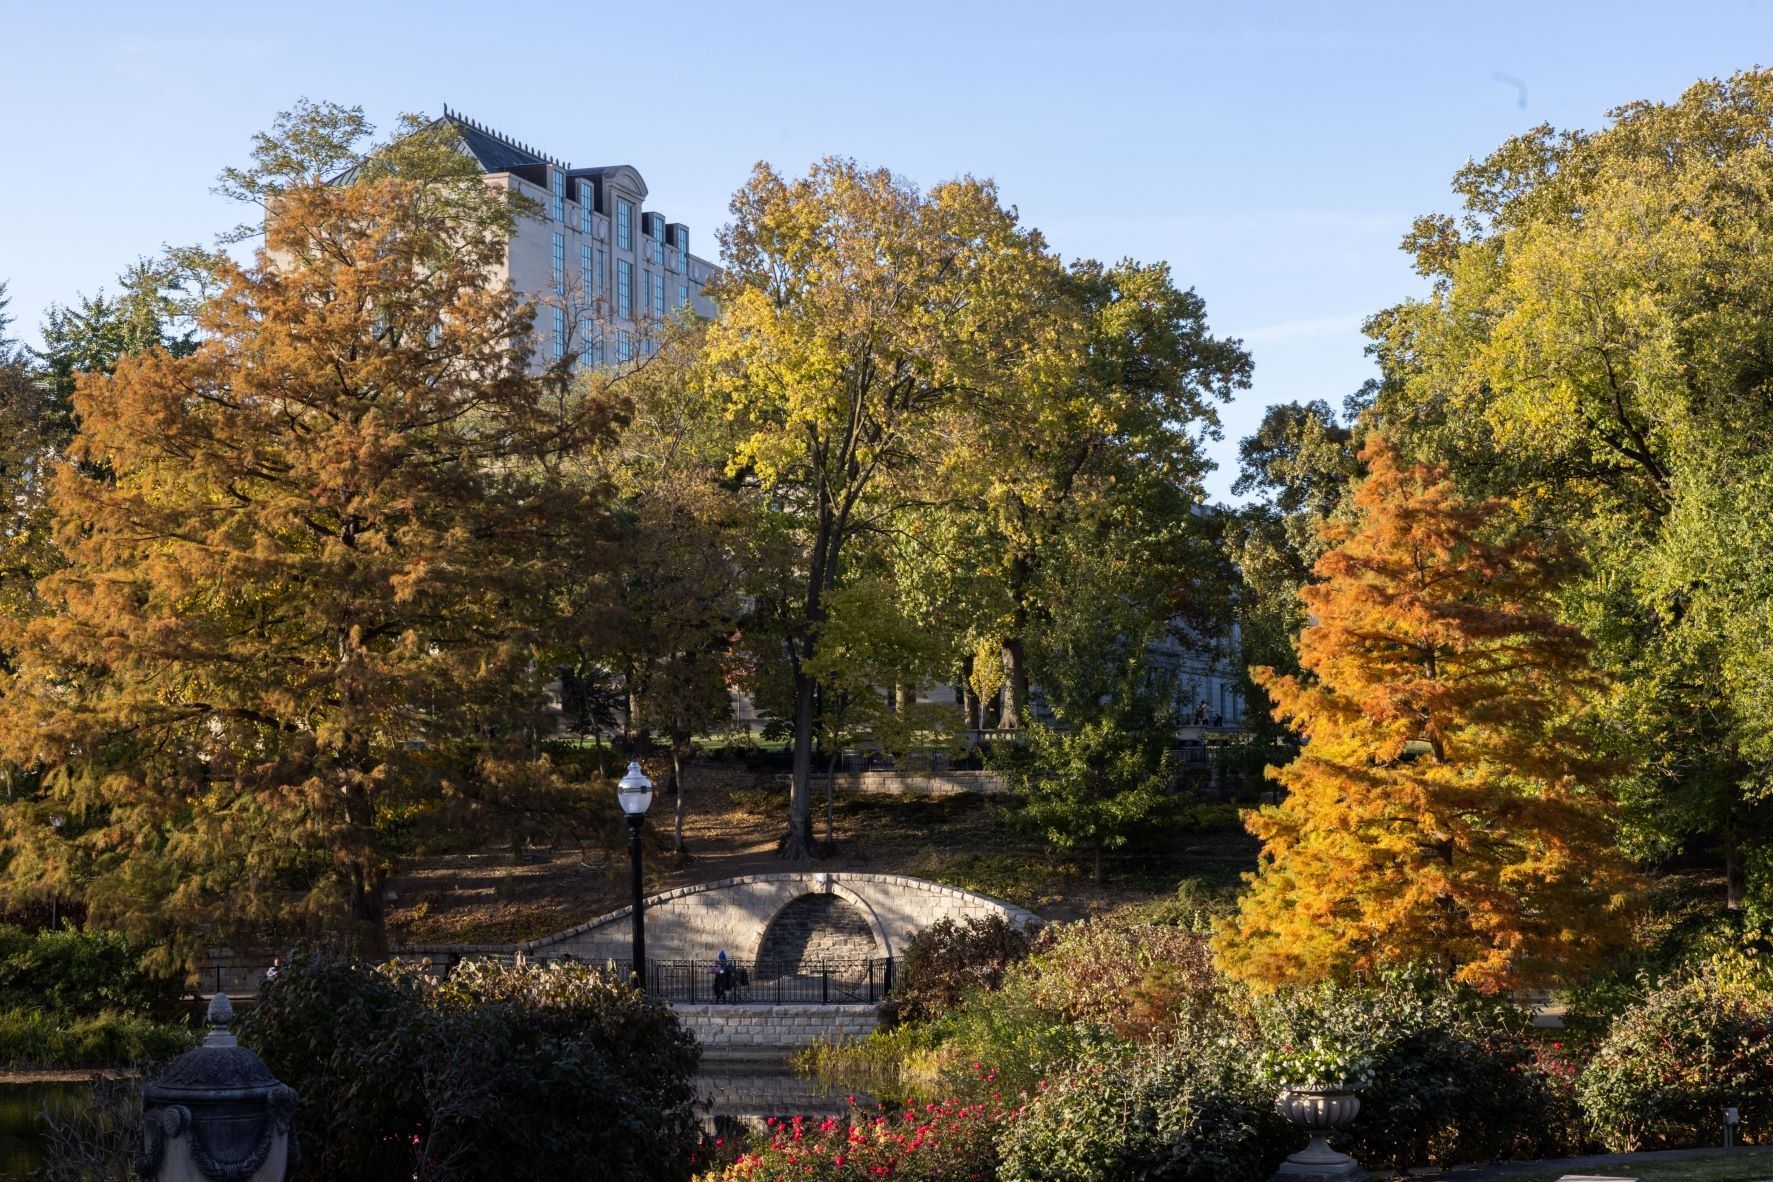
220, 951, 897, 1006
587, 956, 895, 1005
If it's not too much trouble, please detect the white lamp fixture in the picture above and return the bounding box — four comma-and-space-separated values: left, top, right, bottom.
617, 761, 654, 818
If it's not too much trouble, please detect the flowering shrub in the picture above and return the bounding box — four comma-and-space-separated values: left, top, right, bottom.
998, 1035, 1290, 1182
1255, 1034, 1373, 1091
1578, 967, 1773, 1150
703, 1085, 1013, 1182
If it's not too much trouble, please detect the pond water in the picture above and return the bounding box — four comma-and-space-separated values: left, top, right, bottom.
0, 1067, 876, 1178
0, 1081, 88, 1179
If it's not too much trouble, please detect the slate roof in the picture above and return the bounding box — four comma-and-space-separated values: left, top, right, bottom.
441, 106, 564, 172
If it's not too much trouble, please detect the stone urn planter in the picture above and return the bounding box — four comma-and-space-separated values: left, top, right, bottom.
1269, 1086, 1369, 1181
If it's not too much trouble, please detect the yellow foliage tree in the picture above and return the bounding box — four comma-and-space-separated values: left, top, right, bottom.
1214, 439, 1637, 991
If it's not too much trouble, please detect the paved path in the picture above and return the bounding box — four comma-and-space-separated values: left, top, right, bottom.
1410, 1145, 1772, 1178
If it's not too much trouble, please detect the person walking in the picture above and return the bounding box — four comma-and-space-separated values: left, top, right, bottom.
712, 950, 734, 1002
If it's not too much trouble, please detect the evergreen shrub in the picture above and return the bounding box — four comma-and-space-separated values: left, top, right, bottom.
1578, 966, 1773, 1150
241, 949, 702, 1182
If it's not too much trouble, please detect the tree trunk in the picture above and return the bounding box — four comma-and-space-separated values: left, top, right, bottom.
826, 751, 842, 850
785, 665, 817, 860
1726, 816, 1744, 911
1093, 842, 1103, 885
960, 654, 981, 734
1001, 636, 1030, 730
671, 743, 686, 855
342, 782, 388, 957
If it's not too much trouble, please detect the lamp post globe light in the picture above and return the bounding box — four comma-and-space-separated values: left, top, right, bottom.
617, 760, 653, 987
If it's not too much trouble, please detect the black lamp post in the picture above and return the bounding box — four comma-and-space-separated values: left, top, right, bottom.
616, 760, 654, 988
48, 815, 65, 930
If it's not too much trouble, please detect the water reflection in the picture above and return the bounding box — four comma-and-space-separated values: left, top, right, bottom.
0, 1081, 89, 1179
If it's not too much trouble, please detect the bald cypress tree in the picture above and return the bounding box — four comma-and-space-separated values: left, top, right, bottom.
0, 111, 615, 960
1214, 439, 1637, 991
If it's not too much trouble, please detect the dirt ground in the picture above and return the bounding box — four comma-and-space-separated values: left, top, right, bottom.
385, 761, 1257, 946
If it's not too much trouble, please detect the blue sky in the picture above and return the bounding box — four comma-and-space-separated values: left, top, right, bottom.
3, 1, 1766, 500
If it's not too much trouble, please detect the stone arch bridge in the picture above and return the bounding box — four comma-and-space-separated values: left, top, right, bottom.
522, 872, 1042, 969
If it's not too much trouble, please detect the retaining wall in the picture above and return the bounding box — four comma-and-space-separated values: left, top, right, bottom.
674, 1003, 879, 1051
777, 770, 1008, 796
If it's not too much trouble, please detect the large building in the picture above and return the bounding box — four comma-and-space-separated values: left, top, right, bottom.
436, 107, 719, 367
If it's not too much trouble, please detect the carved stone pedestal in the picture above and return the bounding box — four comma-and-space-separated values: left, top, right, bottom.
1269, 1087, 1370, 1182
138, 994, 299, 1182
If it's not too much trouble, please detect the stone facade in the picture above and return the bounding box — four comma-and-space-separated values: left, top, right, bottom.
777, 770, 1009, 797
523, 872, 1043, 965
674, 1003, 879, 1051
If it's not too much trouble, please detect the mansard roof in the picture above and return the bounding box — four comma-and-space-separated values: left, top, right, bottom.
439, 107, 566, 173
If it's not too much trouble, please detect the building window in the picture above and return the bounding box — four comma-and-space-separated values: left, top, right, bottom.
616, 329, 633, 363
551, 233, 566, 295
616, 199, 633, 251
678, 283, 689, 308
581, 244, 594, 297
550, 170, 565, 222
651, 271, 665, 319
581, 180, 597, 231
577, 312, 597, 369
617, 259, 633, 319
552, 306, 566, 360
595, 247, 606, 291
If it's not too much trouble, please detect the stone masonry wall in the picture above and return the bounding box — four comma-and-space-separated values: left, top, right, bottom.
674, 1003, 879, 1051
775, 770, 1008, 797
756, 893, 877, 972
524, 872, 1042, 966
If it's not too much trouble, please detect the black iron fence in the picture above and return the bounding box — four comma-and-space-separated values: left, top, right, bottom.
585, 956, 895, 1005
213, 950, 897, 1006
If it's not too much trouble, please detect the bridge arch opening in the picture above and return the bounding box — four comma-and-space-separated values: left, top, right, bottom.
755, 890, 885, 975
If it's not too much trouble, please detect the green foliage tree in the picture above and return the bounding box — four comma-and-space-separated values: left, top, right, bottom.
1006, 665, 1180, 884
697, 157, 1063, 859
911, 259, 1248, 732
1365, 68, 1773, 914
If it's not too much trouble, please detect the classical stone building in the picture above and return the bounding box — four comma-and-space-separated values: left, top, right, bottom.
433, 106, 718, 368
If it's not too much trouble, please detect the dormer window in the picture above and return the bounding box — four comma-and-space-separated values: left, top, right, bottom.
549, 170, 565, 222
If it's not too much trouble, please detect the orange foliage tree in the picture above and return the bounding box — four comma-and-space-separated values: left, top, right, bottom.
1214, 439, 1637, 991
0, 112, 615, 960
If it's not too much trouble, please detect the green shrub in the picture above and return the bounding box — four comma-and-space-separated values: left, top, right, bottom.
241, 948, 702, 1182
0, 925, 184, 1019
897, 915, 1033, 1023
999, 1036, 1290, 1182
1578, 966, 1773, 1150
1255, 972, 1568, 1169
927, 854, 1077, 910
0, 1009, 193, 1067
